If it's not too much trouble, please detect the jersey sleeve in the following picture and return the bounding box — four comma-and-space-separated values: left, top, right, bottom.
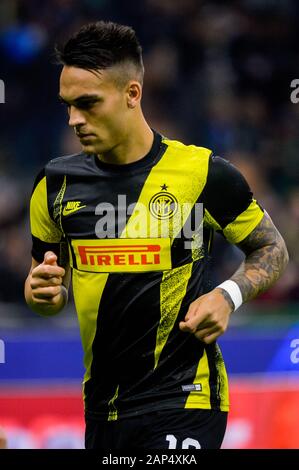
30, 169, 66, 263
202, 155, 264, 244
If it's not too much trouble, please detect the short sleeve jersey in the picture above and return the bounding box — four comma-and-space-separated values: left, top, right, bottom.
30, 131, 264, 420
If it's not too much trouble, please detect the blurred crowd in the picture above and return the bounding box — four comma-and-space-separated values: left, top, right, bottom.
0, 0, 298, 310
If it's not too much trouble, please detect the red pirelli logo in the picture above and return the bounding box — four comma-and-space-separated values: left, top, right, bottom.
78, 244, 161, 266
71, 238, 171, 272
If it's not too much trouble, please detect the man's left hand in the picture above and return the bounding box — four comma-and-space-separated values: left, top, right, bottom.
179, 288, 234, 344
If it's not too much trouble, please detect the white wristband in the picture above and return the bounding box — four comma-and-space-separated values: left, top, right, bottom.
216, 280, 243, 311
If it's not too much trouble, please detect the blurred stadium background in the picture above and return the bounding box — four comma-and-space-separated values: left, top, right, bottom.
0, 0, 299, 449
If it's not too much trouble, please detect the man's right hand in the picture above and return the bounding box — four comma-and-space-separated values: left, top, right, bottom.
26, 251, 68, 314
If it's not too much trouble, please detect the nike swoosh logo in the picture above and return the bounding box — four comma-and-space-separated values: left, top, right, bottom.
62, 205, 86, 216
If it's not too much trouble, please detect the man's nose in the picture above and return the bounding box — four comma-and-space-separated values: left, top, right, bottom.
68, 106, 86, 127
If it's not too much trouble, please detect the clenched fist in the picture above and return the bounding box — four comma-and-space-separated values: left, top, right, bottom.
25, 251, 68, 315
30, 251, 66, 305
179, 288, 234, 344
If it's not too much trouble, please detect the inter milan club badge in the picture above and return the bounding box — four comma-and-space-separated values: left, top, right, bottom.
149, 184, 178, 220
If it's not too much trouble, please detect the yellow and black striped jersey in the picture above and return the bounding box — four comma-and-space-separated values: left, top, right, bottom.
30, 131, 264, 420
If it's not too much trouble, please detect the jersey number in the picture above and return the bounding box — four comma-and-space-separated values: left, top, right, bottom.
166, 434, 201, 449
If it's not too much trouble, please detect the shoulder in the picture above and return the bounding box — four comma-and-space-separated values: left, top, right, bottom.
31, 152, 88, 198
201, 155, 257, 232
45, 151, 87, 175
162, 136, 212, 161
203, 155, 251, 194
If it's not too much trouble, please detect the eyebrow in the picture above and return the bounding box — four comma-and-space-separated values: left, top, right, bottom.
58, 94, 101, 105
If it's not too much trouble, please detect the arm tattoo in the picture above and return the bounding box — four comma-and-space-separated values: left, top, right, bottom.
231, 212, 289, 303
218, 288, 235, 312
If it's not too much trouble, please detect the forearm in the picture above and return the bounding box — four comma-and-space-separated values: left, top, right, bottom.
25, 275, 68, 316
230, 215, 289, 303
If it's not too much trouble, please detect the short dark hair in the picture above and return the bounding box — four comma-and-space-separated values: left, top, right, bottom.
55, 21, 144, 85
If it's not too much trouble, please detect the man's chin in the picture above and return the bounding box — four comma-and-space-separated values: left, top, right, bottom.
80, 143, 96, 154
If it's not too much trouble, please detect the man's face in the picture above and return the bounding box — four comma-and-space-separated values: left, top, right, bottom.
59, 66, 131, 155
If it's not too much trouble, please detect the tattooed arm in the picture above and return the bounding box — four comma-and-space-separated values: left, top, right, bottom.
179, 212, 289, 343
179, 156, 289, 343
231, 211, 289, 302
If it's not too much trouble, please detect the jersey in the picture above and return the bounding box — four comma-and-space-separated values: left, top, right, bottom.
30, 131, 264, 421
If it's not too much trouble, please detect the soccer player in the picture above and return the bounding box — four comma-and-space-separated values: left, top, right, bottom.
25, 21, 288, 449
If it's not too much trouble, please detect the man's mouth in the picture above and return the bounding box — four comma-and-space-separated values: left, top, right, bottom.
78, 133, 95, 140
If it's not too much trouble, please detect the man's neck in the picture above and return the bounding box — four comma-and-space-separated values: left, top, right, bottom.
97, 121, 154, 165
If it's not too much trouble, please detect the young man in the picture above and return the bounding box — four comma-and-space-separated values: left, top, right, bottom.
25, 21, 288, 449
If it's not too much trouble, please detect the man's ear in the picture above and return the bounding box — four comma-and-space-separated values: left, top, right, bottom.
126, 81, 142, 108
